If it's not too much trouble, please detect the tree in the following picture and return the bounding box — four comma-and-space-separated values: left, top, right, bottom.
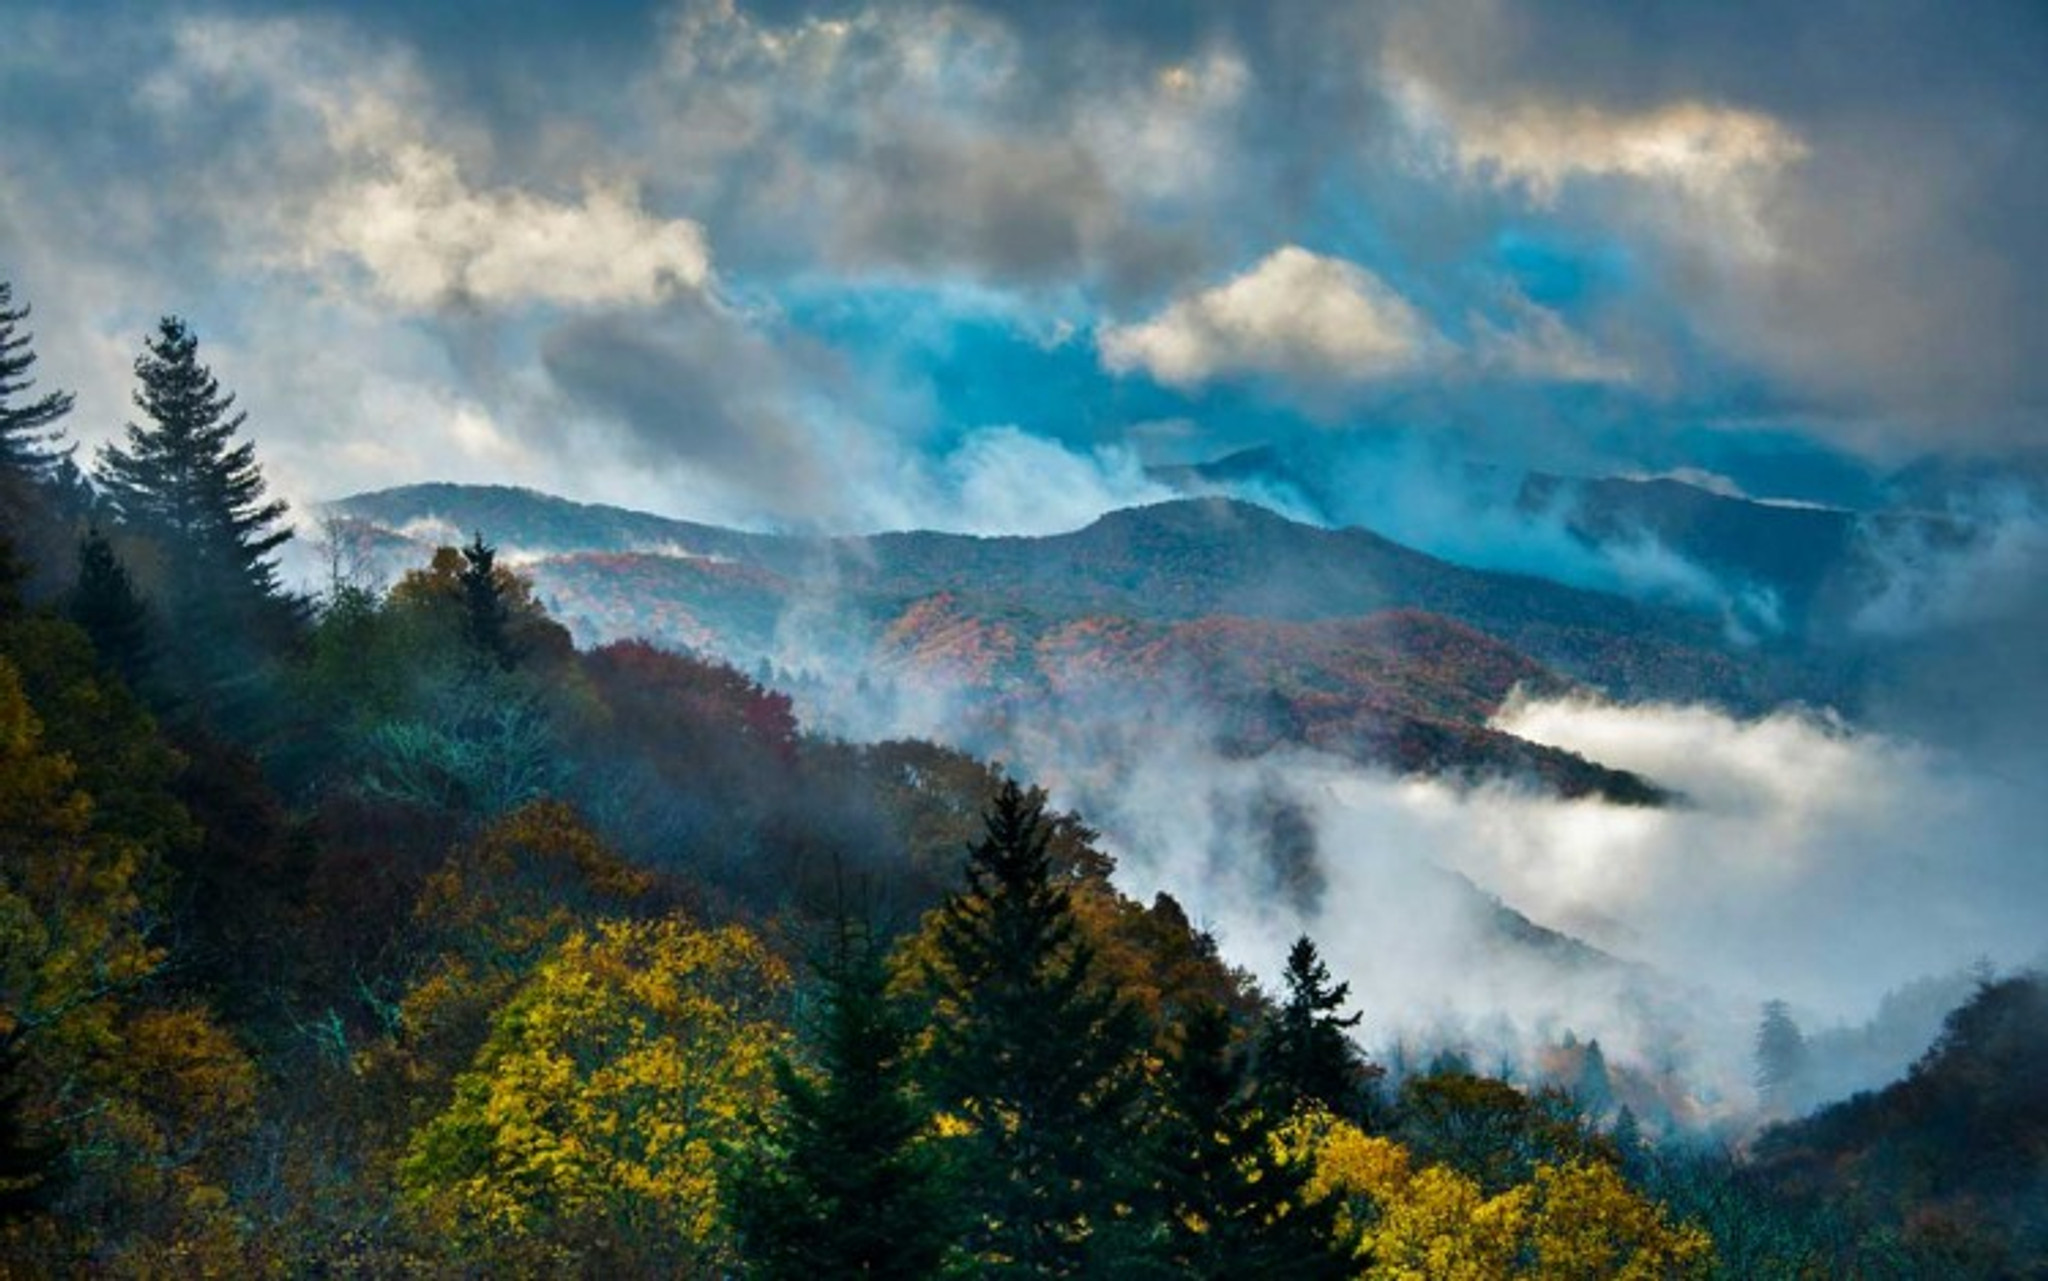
0, 281, 73, 482
67, 528, 155, 693
1257, 935, 1371, 1119
95, 315, 298, 723
916, 779, 1147, 1274
1145, 1003, 1350, 1278
400, 918, 790, 1274
1754, 999, 1810, 1114
729, 918, 950, 1280
98, 317, 290, 596
457, 532, 515, 669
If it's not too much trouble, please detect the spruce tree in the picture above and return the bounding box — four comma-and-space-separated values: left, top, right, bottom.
96, 318, 298, 719
458, 531, 514, 669
1145, 1003, 1350, 1278
68, 527, 156, 693
729, 919, 949, 1279
922, 779, 1146, 1275
0, 280, 74, 481
1257, 935, 1370, 1119
1754, 999, 1810, 1114
97, 317, 291, 599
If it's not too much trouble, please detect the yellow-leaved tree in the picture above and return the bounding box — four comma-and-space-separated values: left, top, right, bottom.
399, 916, 790, 1274
0, 652, 258, 1273
1280, 1108, 1715, 1279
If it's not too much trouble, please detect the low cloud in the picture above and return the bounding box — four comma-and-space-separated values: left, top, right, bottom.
1099, 246, 1436, 390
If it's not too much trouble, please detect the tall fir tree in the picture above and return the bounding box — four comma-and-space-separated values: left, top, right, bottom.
457, 531, 515, 670
922, 779, 1147, 1275
1144, 1003, 1351, 1278
95, 317, 298, 721
1754, 999, 1810, 1114
0, 281, 74, 482
729, 917, 950, 1279
1257, 935, 1371, 1119
97, 317, 290, 599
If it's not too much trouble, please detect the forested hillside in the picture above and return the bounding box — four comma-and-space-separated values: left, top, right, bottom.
0, 288, 2038, 1275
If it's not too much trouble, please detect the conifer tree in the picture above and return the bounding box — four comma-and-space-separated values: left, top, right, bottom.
67, 528, 155, 693
0, 281, 74, 482
1146, 1003, 1350, 1278
457, 531, 514, 669
730, 918, 949, 1279
1754, 999, 1810, 1114
95, 318, 298, 720
922, 779, 1146, 1275
1258, 935, 1370, 1119
96, 317, 292, 609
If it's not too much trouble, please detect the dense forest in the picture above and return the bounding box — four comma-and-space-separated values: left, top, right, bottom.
1, 281, 2042, 1276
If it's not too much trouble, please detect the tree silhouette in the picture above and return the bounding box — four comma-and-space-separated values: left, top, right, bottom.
1258, 935, 1371, 1118
921, 779, 1146, 1275
96, 317, 297, 719
0, 281, 74, 482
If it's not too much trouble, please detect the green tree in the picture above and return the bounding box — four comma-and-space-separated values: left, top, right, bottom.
1754, 999, 1809, 1114
66, 527, 155, 693
729, 918, 950, 1279
0, 281, 73, 482
1257, 935, 1370, 1119
97, 317, 290, 598
457, 531, 515, 669
916, 779, 1147, 1275
1145, 1003, 1350, 1278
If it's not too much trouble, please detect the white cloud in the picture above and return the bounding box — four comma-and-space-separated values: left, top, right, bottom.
1396, 72, 1806, 206
1098, 246, 1435, 388
306, 146, 711, 310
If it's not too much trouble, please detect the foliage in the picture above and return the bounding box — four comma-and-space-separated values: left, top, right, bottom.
400, 917, 790, 1272
1283, 1109, 1713, 1279
0, 281, 73, 481
727, 919, 950, 1280
1143, 1002, 1351, 1278
1259, 934, 1375, 1119
911, 779, 1148, 1274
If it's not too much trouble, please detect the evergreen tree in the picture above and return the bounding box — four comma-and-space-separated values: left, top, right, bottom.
1574, 1037, 1614, 1120
1145, 1003, 1350, 1278
67, 528, 155, 693
0, 281, 74, 482
96, 316, 291, 604
730, 918, 949, 1279
922, 779, 1146, 1275
1257, 935, 1370, 1119
1754, 1000, 1810, 1114
95, 318, 298, 720
457, 531, 514, 670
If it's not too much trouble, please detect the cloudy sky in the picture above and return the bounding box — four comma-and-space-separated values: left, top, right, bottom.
4, 0, 2045, 532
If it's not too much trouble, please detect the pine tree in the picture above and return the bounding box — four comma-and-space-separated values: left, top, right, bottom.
0, 281, 74, 482
1754, 999, 1810, 1114
730, 918, 950, 1279
458, 531, 514, 669
1257, 935, 1370, 1119
1146, 1003, 1350, 1278
96, 316, 292, 606
95, 318, 298, 720
67, 528, 155, 693
922, 779, 1147, 1275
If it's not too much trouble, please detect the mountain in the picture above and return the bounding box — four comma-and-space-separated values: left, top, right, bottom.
323, 484, 1812, 796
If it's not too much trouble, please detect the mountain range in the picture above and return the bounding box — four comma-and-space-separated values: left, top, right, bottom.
317, 468, 1907, 800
